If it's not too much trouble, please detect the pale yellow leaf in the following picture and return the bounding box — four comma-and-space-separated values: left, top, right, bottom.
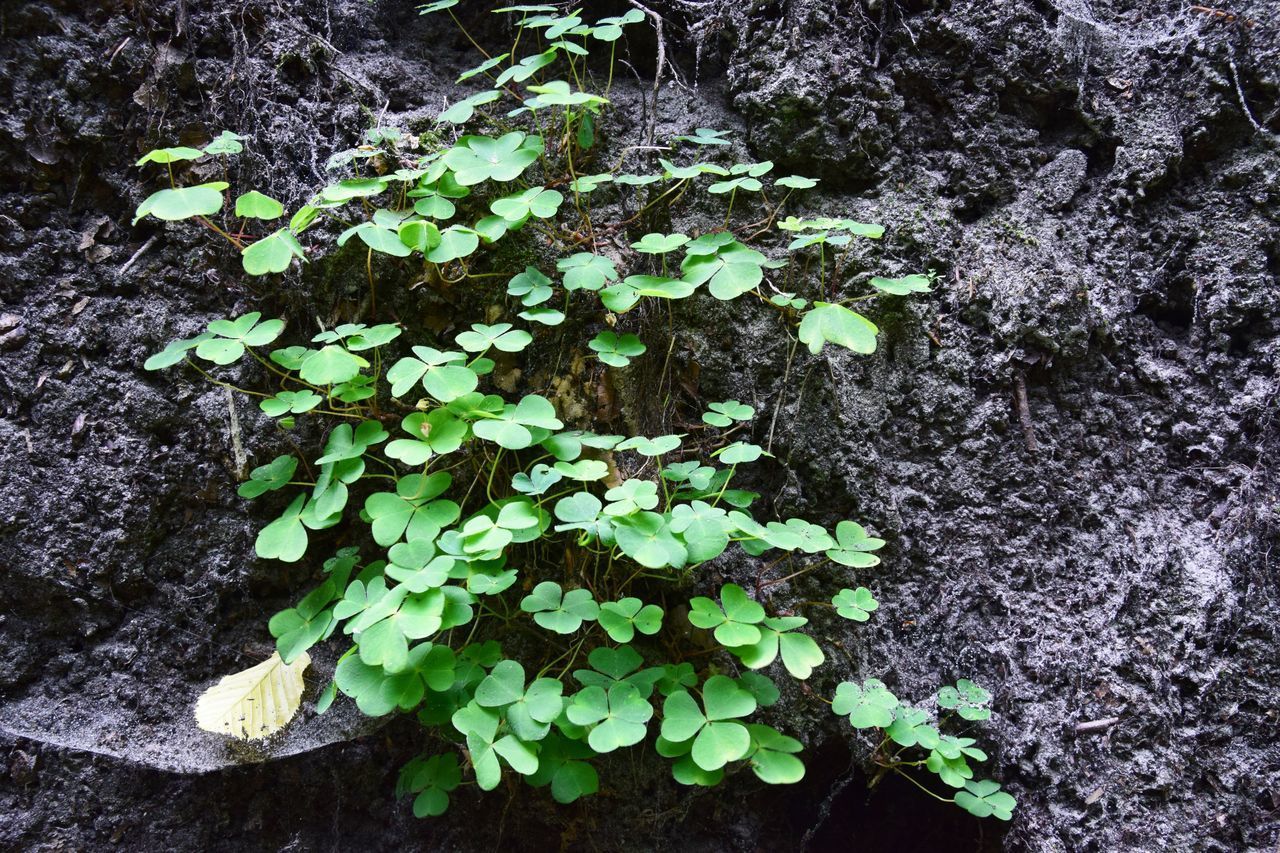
194, 651, 310, 740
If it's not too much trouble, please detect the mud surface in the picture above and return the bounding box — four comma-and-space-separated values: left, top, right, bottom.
1, 1, 1278, 851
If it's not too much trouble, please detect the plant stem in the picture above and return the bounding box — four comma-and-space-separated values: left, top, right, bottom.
197, 216, 245, 250
604, 41, 617, 98
893, 769, 956, 805
448, 9, 492, 59
366, 247, 377, 321
759, 559, 832, 591
486, 448, 504, 502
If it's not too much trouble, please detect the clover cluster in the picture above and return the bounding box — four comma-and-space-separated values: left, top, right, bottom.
137, 1, 1013, 823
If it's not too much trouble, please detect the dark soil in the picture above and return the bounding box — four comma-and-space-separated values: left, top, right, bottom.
1, 1, 1278, 851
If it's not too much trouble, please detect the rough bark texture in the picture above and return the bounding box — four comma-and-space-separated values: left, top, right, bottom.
2, 0, 1278, 850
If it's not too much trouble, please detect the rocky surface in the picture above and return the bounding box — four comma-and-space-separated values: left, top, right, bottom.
1, 0, 1278, 850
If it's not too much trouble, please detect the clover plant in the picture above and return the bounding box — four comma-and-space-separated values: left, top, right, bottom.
142, 1, 1013, 824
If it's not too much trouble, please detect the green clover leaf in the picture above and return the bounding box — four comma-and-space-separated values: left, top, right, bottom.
552, 491, 605, 536
520, 581, 599, 633
707, 175, 762, 195
512, 463, 563, 496
831, 678, 899, 729
398, 753, 462, 818
588, 331, 646, 367
425, 225, 480, 263
702, 400, 754, 427
474, 659, 564, 741
519, 307, 566, 326
240, 228, 307, 275
234, 190, 283, 220
457, 53, 510, 82
201, 130, 244, 155
314, 420, 388, 465
298, 344, 368, 385
688, 583, 765, 647
363, 472, 459, 547
673, 127, 731, 146
237, 454, 298, 499
953, 780, 1017, 820
668, 500, 730, 563
526, 735, 599, 804
450, 700, 539, 790
567, 683, 654, 753
613, 511, 687, 569
597, 597, 664, 643
507, 266, 553, 306
571, 645, 662, 696
727, 616, 825, 679
437, 89, 501, 124
386, 347, 478, 402
617, 275, 697, 302
557, 252, 618, 291
832, 587, 879, 621
595, 8, 645, 34
144, 332, 214, 370
268, 580, 336, 664
775, 175, 818, 189
319, 177, 388, 203
616, 434, 682, 457
493, 48, 559, 86
679, 241, 765, 301
193, 312, 285, 365
385, 409, 470, 466
798, 302, 879, 355
736, 672, 780, 707
926, 736, 985, 789
660, 675, 757, 771
871, 274, 932, 295
259, 390, 322, 418
472, 394, 564, 450
614, 172, 662, 187
525, 80, 607, 108
133, 181, 228, 225
761, 518, 833, 553
631, 232, 690, 254
442, 132, 543, 185
885, 705, 941, 749
715, 441, 770, 466
603, 479, 659, 516
745, 724, 805, 784
825, 520, 886, 568
456, 322, 533, 354
937, 679, 993, 721
137, 146, 204, 165
254, 494, 317, 562
418, 0, 459, 14
386, 542, 454, 593
490, 186, 564, 223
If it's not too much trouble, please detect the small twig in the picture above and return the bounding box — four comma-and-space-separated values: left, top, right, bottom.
1226, 50, 1264, 134
118, 236, 157, 275
1014, 370, 1038, 453
767, 337, 798, 454
1074, 716, 1120, 735
225, 388, 247, 479
628, 0, 665, 146
107, 36, 131, 63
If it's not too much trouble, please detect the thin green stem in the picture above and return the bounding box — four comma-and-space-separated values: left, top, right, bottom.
604, 41, 617, 98
448, 9, 492, 59
197, 216, 244, 250
892, 769, 956, 805
486, 448, 504, 502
